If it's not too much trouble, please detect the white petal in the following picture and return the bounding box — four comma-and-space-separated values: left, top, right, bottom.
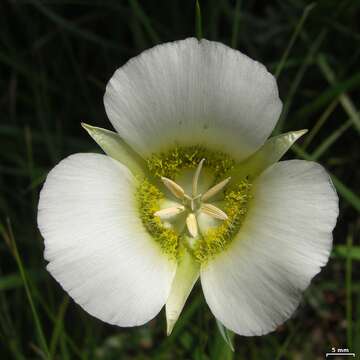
38, 153, 176, 327
201, 160, 338, 336
104, 38, 282, 161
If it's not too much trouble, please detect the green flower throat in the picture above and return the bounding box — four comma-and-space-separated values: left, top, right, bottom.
136, 146, 252, 263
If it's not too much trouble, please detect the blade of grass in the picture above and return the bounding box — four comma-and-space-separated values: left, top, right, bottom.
332, 245, 360, 261
129, 0, 160, 44
274, 30, 326, 134
317, 54, 360, 134
0, 269, 46, 291
231, 0, 241, 49
1, 219, 50, 358
292, 144, 360, 212
50, 296, 70, 359
302, 99, 338, 149
330, 176, 360, 213
31, 71, 59, 163
208, 0, 221, 40
63, 33, 94, 109
130, 6, 148, 50
210, 330, 234, 360
0, 124, 89, 151
292, 70, 360, 126
275, 3, 316, 79
29, 0, 126, 53
275, 321, 302, 360
355, 282, 360, 354
210, 320, 234, 359
0, 51, 60, 95
346, 230, 353, 349
8, 341, 26, 360
30, 285, 83, 359
25, 126, 38, 217
0, 269, 25, 360
195, 0, 202, 40
156, 293, 203, 354
310, 118, 352, 160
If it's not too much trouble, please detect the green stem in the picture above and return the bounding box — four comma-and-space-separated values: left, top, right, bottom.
195, 0, 203, 40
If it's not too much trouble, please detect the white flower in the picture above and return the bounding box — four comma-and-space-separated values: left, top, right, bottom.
37, 38, 339, 337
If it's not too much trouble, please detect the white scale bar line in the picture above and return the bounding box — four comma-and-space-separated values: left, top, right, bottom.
325, 353, 355, 357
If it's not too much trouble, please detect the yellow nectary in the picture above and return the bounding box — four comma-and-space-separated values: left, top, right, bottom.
146, 145, 235, 179
193, 181, 252, 263
136, 146, 252, 263
136, 179, 180, 259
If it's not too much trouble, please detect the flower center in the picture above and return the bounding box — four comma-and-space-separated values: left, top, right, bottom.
136, 146, 252, 263
155, 159, 231, 239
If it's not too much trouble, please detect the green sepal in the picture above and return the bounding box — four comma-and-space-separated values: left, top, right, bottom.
216, 319, 235, 352
165, 245, 200, 336
229, 129, 308, 182
81, 123, 147, 177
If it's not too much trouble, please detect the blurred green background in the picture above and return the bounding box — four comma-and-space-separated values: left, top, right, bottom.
0, 0, 359, 359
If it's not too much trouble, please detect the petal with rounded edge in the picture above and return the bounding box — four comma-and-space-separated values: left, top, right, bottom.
201, 160, 338, 336
38, 153, 176, 327
104, 38, 282, 161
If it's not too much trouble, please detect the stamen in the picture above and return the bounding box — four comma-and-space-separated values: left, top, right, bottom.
139, 146, 249, 262
186, 213, 198, 237
161, 177, 185, 199
154, 205, 185, 219
201, 203, 228, 220
202, 177, 231, 202
192, 158, 205, 197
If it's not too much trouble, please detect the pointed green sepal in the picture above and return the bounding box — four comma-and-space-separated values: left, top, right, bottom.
216, 319, 235, 352
81, 123, 147, 177
230, 129, 308, 182
166, 246, 200, 336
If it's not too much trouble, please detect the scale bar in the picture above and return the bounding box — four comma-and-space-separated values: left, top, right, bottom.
325, 354, 355, 357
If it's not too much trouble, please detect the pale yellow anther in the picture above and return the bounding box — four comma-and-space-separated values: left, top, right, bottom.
161, 177, 185, 199
154, 206, 185, 219
186, 213, 198, 237
202, 177, 231, 202
192, 158, 205, 197
201, 203, 228, 220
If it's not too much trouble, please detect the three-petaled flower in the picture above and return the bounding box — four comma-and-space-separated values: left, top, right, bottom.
38, 38, 339, 337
